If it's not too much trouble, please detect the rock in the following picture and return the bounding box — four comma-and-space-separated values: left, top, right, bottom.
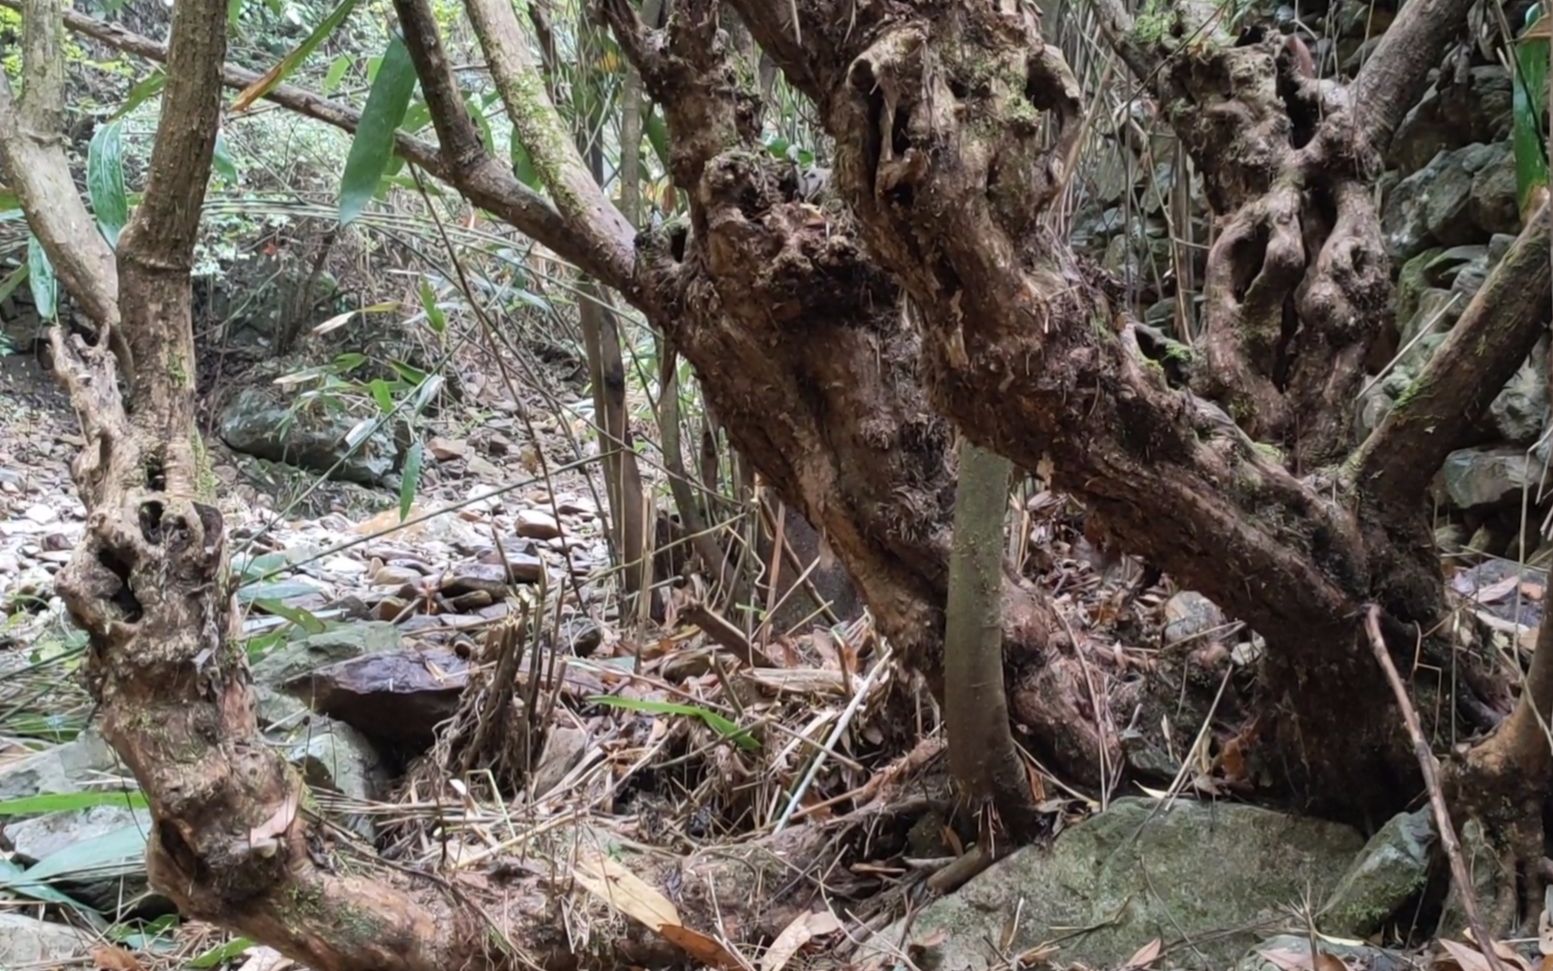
1439, 447, 1537, 508
22, 503, 55, 524
863, 798, 1362, 971
1470, 142, 1520, 235
219, 387, 395, 485
1163, 591, 1225, 645
250, 622, 403, 687
1398, 287, 1464, 345
1393, 246, 1444, 327
1490, 339, 1548, 444
286, 716, 387, 840
466, 455, 503, 480
531, 726, 589, 796
0, 730, 118, 799
1237, 934, 1417, 971
284, 647, 470, 746
6, 803, 155, 913
515, 509, 562, 540
1391, 66, 1512, 171
443, 557, 544, 595
1320, 808, 1436, 936
427, 436, 469, 461
371, 564, 423, 586
1382, 147, 1480, 259
0, 913, 88, 965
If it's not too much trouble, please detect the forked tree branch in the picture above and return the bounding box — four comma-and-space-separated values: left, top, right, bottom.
0, 0, 119, 330
1353, 203, 1552, 509
462, 0, 636, 278
1349, 0, 1475, 156
0, 0, 639, 295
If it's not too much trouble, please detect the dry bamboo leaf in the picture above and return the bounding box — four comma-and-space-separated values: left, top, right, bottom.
659, 924, 743, 970
1122, 937, 1163, 969
234, 946, 293, 971
760, 910, 843, 971
571, 849, 681, 930
90, 944, 145, 971
1257, 944, 1352, 971
1438, 940, 1494, 971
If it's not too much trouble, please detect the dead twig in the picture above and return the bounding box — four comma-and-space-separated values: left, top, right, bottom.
1364, 605, 1505, 971
680, 598, 778, 668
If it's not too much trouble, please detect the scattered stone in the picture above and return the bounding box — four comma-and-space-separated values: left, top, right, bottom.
0, 730, 119, 799
286, 716, 387, 839
22, 503, 55, 524
531, 727, 589, 796
371, 564, 423, 586
1320, 808, 1435, 936
251, 622, 403, 686
515, 509, 562, 540
285, 647, 470, 746
1237, 935, 1418, 971
863, 798, 1362, 971
1489, 338, 1549, 445
219, 387, 396, 485
0, 913, 88, 965
428, 437, 470, 461
1438, 446, 1536, 509
1162, 591, 1225, 646
466, 456, 503, 480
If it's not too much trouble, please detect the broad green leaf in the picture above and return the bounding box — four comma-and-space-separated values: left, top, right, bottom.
323, 53, 352, 94
234, 550, 290, 582
212, 132, 239, 184
1515, 5, 1551, 215
250, 598, 327, 634
331, 351, 367, 371
188, 937, 256, 968
388, 359, 428, 385
0, 791, 147, 815
236, 578, 323, 603
398, 441, 422, 521
339, 35, 417, 225
0, 858, 101, 918
0, 263, 28, 304
588, 695, 758, 751
114, 70, 166, 118
418, 279, 445, 334
231, 0, 359, 111
25, 822, 146, 883
511, 138, 541, 189
644, 107, 671, 171
367, 377, 395, 414
26, 235, 56, 320
88, 120, 129, 247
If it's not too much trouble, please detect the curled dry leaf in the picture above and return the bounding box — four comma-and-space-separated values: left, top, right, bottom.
760, 910, 843, 971
572, 849, 743, 969
89, 944, 145, 971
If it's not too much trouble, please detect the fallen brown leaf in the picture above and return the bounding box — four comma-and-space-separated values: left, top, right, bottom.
1121, 937, 1163, 969
90, 945, 144, 971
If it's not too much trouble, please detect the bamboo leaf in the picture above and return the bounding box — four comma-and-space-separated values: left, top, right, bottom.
88, 121, 129, 247
588, 696, 758, 751
26, 235, 56, 320
231, 0, 359, 112
323, 53, 352, 94
398, 441, 422, 521
338, 35, 418, 225
1514, 4, 1551, 215
0, 791, 147, 815
188, 938, 255, 969
249, 598, 326, 635
113, 70, 166, 119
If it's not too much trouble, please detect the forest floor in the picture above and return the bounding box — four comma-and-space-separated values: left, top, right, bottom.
0, 345, 1545, 971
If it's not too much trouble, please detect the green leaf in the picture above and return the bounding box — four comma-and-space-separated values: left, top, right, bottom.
236, 578, 322, 603
88, 120, 129, 247
26, 235, 56, 320
339, 35, 418, 225
467, 93, 495, 154
0, 791, 147, 816
114, 70, 166, 118
0, 263, 28, 305
408, 373, 444, 418
418, 279, 445, 334
188, 937, 255, 968
250, 598, 327, 634
644, 107, 672, 171
228, 0, 243, 27
511, 138, 541, 189
1515, 6, 1551, 215
588, 695, 758, 751
25, 822, 146, 883
398, 441, 422, 521
388, 359, 428, 385
231, 0, 359, 111
367, 377, 395, 414
0, 858, 101, 918
331, 351, 367, 372
212, 131, 239, 184
0, 187, 19, 211
323, 53, 352, 94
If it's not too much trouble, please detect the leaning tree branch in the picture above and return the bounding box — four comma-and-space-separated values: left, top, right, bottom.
1349, 0, 1475, 157
1353, 202, 1553, 510
389, 0, 487, 174
462, 0, 636, 279
0, 0, 638, 296
0, 0, 119, 331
